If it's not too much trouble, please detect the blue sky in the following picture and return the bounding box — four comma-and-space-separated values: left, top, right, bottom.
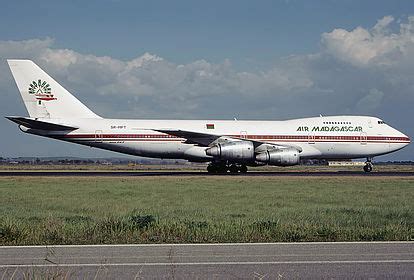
1, 0, 414, 160
3, 0, 411, 63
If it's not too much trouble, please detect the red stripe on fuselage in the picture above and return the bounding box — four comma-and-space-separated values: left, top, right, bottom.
56, 134, 410, 143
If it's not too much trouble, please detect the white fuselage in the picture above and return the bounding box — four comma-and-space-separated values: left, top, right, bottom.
24, 115, 410, 163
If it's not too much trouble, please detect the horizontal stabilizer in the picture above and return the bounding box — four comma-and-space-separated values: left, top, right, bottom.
5, 116, 78, 131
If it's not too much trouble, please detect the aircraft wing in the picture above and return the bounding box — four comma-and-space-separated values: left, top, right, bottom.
155, 129, 222, 146
155, 129, 302, 152
5, 116, 78, 131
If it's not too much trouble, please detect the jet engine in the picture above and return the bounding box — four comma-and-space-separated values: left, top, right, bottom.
255, 148, 300, 166
205, 141, 254, 161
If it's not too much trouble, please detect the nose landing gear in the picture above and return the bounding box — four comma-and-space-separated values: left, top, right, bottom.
363, 158, 373, 173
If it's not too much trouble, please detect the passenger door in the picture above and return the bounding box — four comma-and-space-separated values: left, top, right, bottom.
360, 132, 367, 145
308, 132, 315, 144
95, 130, 103, 143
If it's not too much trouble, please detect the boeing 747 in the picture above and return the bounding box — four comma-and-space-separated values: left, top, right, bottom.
6, 60, 410, 173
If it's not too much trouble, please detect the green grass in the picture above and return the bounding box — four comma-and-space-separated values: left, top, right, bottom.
0, 176, 413, 245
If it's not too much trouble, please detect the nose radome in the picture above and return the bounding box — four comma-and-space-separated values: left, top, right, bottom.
390, 125, 410, 141
398, 130, 410, 140
398, 131, 410, 146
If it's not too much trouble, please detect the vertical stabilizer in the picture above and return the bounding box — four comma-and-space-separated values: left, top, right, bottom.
7, 59, 100, 119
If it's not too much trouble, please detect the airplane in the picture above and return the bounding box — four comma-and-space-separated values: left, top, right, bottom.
5, 59, 411, 173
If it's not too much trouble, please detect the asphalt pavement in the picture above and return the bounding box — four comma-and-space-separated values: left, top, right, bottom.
1, 242, 413, 279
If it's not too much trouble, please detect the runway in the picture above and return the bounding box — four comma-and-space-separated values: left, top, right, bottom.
0, 242, 413, 279
0, 170, 413, 176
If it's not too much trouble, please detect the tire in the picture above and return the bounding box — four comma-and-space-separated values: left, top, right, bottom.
229, 164, 238, 173
363, 164, 372, 173
239, 165, 248, 173
207, 164, 215, 173
218, 166, 228, 174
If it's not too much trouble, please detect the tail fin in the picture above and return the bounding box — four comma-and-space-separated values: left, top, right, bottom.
7, 59, 100, 119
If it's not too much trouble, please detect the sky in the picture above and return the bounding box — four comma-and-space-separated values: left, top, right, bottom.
0, 0, 414, 160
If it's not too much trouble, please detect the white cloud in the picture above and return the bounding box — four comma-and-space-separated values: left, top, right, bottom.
0, 37, 54, 58
40, 48, 79, 68
373, 15, 394, 34
356, 88, 385, 112
321, 15, 414, 67
126, 52, 163, 70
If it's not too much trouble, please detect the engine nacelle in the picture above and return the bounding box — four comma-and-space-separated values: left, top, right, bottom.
255, 148, 300, 166
205, 141, 254, 161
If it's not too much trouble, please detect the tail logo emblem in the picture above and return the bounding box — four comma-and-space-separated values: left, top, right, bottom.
28, 80, 57, 101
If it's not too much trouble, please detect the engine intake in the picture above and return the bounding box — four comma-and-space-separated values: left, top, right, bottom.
256, 148, 300, 166
206, 141, 254, 161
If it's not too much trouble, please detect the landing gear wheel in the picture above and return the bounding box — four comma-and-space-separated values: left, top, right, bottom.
217, 165, 228, 174
239, 165, 248, 173
229, 164, 239, 173
363, 158, 373, 173
207, 164, 216, 173
207, 162, 228, 174
207, 162, 248, 174
363, 164, 373, 173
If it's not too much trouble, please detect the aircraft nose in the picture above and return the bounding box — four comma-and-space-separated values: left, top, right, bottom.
387, 125, 411, 152
398, 131, 410, 147
400, 130, 410, 141
405, 134, 411, 145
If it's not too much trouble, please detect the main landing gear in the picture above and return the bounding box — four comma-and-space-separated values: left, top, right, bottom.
207, 162, 248, 174
363, 158, 373, 173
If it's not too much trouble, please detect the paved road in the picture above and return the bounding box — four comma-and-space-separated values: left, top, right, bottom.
0, 170, 413, 177
1, 242, 413, 279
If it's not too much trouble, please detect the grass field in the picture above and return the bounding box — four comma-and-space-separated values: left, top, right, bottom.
0, 176, 413, 245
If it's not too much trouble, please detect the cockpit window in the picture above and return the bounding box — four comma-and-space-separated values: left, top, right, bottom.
378, 120, 385, 124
